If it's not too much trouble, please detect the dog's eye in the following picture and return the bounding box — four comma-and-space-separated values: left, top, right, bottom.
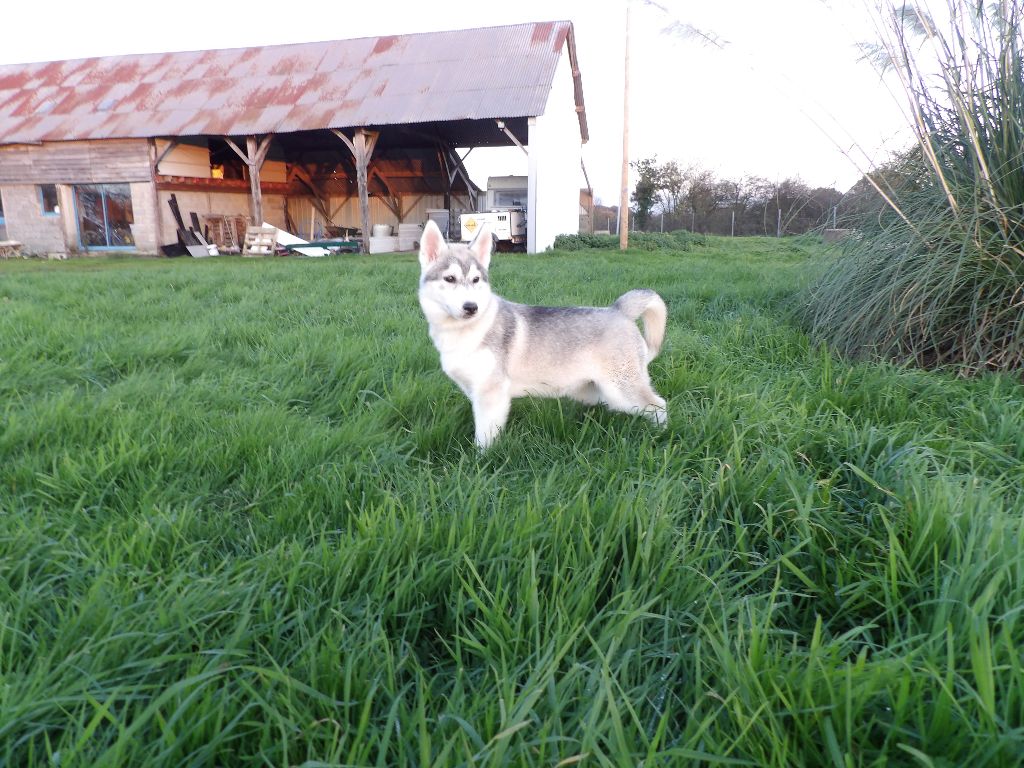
443, 275, 456, 284
472, 276, 480, 284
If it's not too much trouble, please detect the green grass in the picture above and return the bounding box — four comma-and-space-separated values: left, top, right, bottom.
1, 237, 1022, 766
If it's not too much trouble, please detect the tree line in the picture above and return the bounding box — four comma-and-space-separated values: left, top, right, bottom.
623, 156, 846, 236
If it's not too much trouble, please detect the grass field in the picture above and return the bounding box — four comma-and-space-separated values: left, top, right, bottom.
1, 237, 1022, 766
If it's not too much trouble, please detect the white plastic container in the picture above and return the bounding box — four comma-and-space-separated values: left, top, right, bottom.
425, 209, 450, 238
368, 236, 399, 254
371, 224, 393, 237
397, 223, 422, 251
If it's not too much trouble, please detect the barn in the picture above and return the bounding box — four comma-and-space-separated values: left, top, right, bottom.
0, 21, 589, 256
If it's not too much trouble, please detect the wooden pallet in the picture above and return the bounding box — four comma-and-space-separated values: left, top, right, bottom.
0, 240, 23, 259
242, 225, 278, 257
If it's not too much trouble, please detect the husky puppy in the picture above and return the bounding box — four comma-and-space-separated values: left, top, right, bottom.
417, 220, 667, 449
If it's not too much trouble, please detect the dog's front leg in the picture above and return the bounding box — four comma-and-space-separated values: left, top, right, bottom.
471, 382, 511, 450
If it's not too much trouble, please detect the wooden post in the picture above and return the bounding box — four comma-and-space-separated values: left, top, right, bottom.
438, 148, 452, 218
446, 146, 477, 212
353, 131, 371, 253
619, 0, 631, 251
224, 135, 273, 226
246, 136, 263, 225
148, 138, 165, 251
333, 128, 379, 254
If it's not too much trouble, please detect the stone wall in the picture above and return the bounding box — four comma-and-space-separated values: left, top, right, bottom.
0, 181, 165, 254
130, 182, 160, 253
0, 185, 67, 254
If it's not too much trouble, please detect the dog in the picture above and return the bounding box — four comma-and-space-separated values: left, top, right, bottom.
417, 219, 667, 449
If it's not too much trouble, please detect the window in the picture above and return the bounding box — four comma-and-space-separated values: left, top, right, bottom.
39, 184, 59, 215
494, 190, 527, 208
74, 184, 134, 249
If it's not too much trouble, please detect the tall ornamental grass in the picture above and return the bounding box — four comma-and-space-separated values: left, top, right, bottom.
804, 1, 1024, 374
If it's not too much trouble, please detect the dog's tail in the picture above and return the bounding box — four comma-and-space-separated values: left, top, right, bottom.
613, 289, 667, 362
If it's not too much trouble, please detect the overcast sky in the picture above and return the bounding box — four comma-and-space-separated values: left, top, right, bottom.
3, 0, 914, 202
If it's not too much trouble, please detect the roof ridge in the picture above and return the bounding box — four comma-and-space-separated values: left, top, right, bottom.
0, 20, 574, 70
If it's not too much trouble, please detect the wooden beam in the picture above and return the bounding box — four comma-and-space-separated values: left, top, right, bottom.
246, 135, 264, 225
155, 175, 290, 194
333, 128, 379, 254
362, 129, 379, 159
331, 129, 355, 156
254, 134, 274, 168
284, 201, 296, 234
303, 189, 333, 224
444, 146, 479, 211
290, 164, 332, 223
496, 119, 528, 155
374, 195, 401, 220
330, 196, 351, 222
437, 147, 452, 213
368, 167, 402, 220
401, 194, 425, 222
222, 135, 274, 225
148, 139, 166, 250
354, 131, 371, 253
223, 137, 249, 164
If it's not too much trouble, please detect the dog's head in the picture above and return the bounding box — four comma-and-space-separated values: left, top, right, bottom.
418, 219, 494, 322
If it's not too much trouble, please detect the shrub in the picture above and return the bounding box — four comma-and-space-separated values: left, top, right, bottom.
802, 1, 1024, 374
552, 230, 704, 252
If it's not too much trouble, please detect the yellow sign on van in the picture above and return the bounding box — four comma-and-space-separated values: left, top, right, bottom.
464, 217, 478, 233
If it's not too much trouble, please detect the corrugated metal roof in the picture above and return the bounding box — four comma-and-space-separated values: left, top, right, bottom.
0, 21, 588, 146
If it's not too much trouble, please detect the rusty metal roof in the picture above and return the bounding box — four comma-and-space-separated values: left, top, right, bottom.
0, 21, 588, 146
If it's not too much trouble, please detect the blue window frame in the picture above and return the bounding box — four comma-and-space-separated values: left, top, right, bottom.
39, 184, 59, 216
73, 184, 135, 250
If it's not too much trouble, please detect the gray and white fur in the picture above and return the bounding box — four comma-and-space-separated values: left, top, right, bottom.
418, 219, 667, 449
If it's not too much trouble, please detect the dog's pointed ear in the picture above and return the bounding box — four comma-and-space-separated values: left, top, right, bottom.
419, 220, 445, 270
470, 225, 493, 269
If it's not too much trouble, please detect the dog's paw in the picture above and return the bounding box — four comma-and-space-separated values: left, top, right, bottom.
646, 406, 668, 428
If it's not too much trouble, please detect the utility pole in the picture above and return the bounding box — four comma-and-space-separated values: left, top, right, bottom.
619, 0, 631, 250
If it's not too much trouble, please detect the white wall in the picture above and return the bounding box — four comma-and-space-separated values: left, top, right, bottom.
528, 45, 585, 252
156, 140, 212, 178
